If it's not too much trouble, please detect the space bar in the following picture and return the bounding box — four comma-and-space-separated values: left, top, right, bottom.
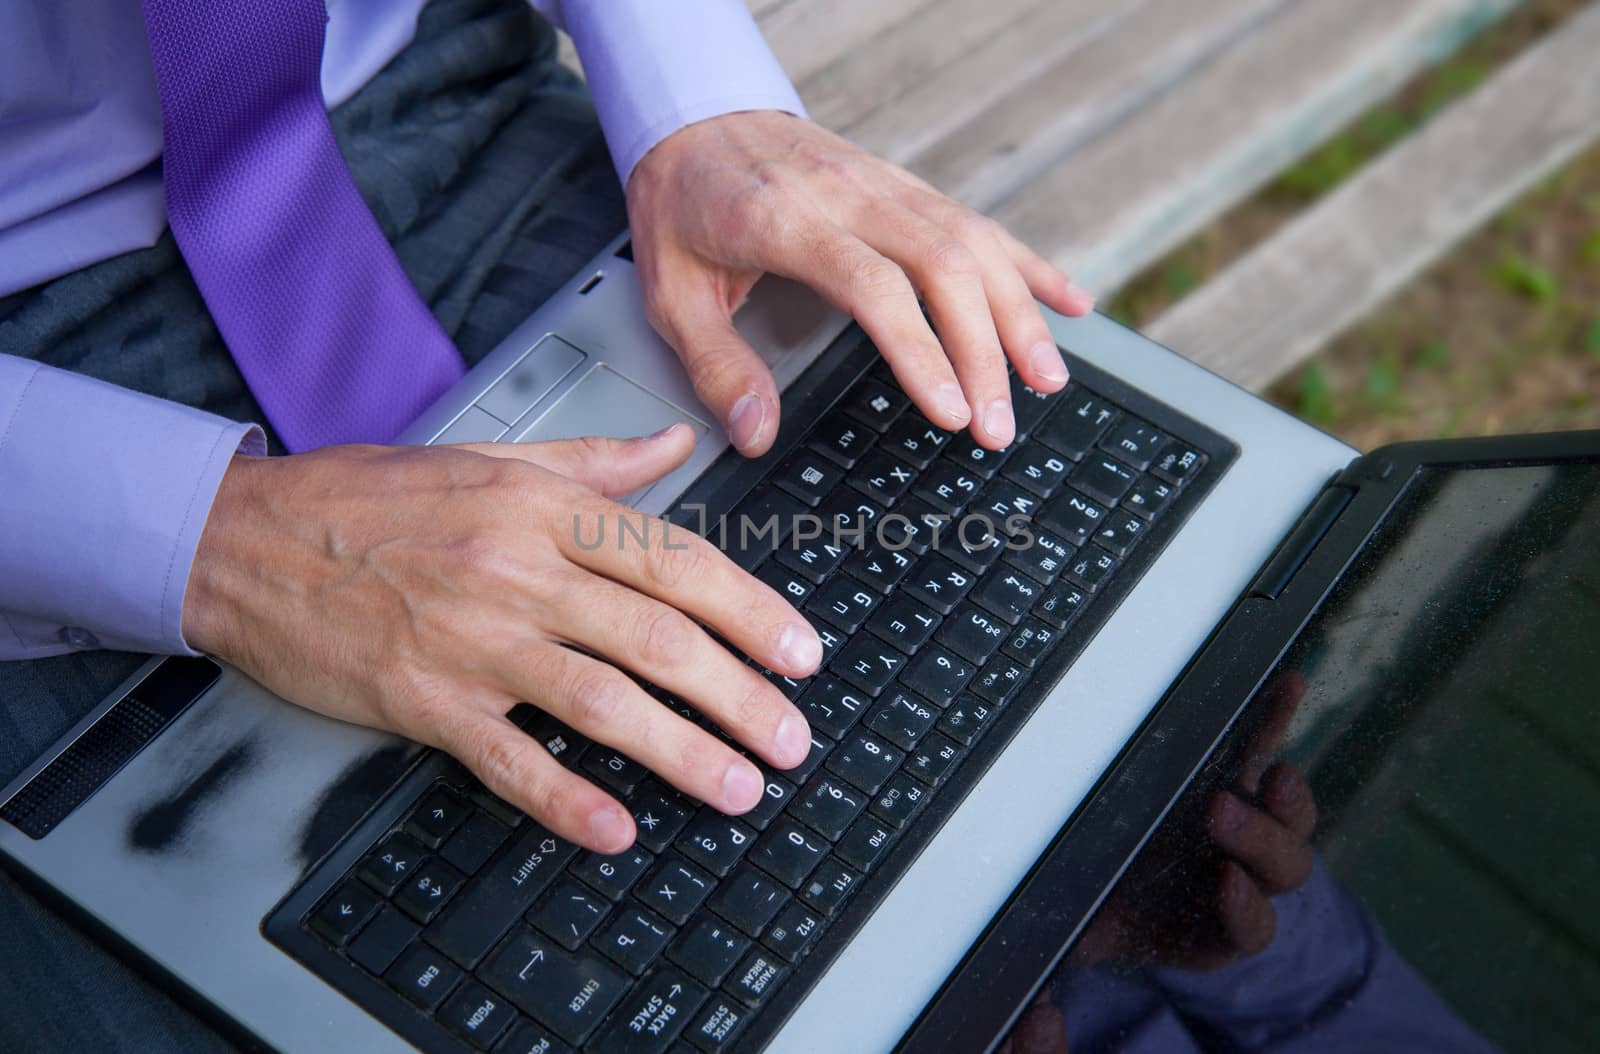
421, 823, 577, 967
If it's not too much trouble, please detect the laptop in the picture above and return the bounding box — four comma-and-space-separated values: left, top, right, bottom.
1, 228, 1594, 1053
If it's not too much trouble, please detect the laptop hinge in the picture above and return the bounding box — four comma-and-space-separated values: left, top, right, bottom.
1246, 484, 1354, 600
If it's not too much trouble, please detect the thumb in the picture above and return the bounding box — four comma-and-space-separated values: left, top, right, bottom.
658, 282, 781, 457
458, 423, 696, 498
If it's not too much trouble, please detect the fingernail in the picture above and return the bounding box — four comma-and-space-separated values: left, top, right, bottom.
774, 713, 811, 766
1065, 282, 1097, 312
984, 398, 1015, 446
1030, 341, 1068, 385
936, 383, 970, 426
645, 423, 684, 442
588, 805, 633, 851
728, 394, 765, 452
722, 761, 764, 813
778, 622, 822, 673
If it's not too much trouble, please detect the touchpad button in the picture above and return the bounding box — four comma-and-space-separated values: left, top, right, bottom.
507, 364, 708, 444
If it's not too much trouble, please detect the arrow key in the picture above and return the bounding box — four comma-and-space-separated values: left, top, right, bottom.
595, 966, 709, 1054
406, 785, 469, 848
395, 857, 466, 924
309, 879, 380, 947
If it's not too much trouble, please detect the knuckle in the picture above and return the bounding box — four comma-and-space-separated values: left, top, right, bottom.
925, 238, 979, 283
527, 771, 584, 829
729, 676, 776, 735
644, 535, 711, 592
476, 729, 536, 794
566, 664, 629, 730
633, 605, 695, 668
848, 256, 912, 306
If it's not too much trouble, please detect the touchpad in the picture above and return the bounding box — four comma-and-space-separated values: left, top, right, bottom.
507, 364, 707, 444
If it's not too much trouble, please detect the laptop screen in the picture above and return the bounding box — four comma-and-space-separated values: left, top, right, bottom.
1048, 459, 1600, 1052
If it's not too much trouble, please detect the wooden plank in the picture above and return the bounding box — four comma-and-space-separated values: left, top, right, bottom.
906, 0, 1289, 209
814, 0, 1138, 165
1149, 1, 1600, 391
756, 0, 945, 86
992, 0, 1523, 295
747, 0, 795, 19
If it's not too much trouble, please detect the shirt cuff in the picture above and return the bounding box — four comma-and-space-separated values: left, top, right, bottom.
556, 0, 808, 185
0, 355, 263, 659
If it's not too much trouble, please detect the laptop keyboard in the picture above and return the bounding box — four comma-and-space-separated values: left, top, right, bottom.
273, 344, 1225, 1053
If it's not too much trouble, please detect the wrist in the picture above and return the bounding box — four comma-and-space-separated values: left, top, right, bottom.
182, 452, 271, 658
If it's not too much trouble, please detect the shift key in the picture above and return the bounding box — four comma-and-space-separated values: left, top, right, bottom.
423, 823, 577, 967
479, 926, 630, 1047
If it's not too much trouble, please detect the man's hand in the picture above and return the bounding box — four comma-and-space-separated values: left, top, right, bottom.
182, 425, 821, 853
626, 111, 1096, 457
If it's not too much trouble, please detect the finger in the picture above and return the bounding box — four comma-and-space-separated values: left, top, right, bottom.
1209, 790, 1314, 896
856, 203, 1015, 448
458, 424, 696, 499
444, 707, 636, 853
536, 570, 811, 770
651, 278, 783, 456
1237, 671, 1307, 794
1260, 761, 1318, 841
559, 494, 824, 680
1216, 859, 1278, 957
757, 218, 972, 432
1005, 991, 1069, 1054
515, 642, 771, 816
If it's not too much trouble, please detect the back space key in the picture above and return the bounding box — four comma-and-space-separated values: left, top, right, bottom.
422, 823, 577, 967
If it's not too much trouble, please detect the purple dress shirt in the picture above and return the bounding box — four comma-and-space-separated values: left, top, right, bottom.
0, 0, 803, 660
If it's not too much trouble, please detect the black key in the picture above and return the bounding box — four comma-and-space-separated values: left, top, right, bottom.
899, 645, 975, 709
595, 906, 675, 975
580, 747, 647, 797
1068, 455, 1137, 506
739, 774, 794, 832
791, 775, 868, 841
865, 592, 941, 653
723, 486, 806, 570
762, 902, 823, 963
1151, 441, 1206, 486
812, 622, 847, 665
385, 940, 463, 1011
441, 980, 518, 1050
938, 697, 998, 746
677, 813, 756, 878
942, 432, 1009, 479
395, 857, 466, 924
813, 487, 884, 546
831, 634, 907, 697
573, 846, 654, 900
1099, 418, 1169, 470
935, 604, 1008, 665
905, 733, 964, 786
808, 411, 877, 468
1123, 476, 1176, 521
1002, 441, 1072, 498
903, 556, 976, 615
1037, 489, 1107, 548
798, 857, 861, 915
869, 772, 931, 830
775, 535, 848, 584
465, 785, 526, 829
971, 568, 1042, 625
442, 811, 513, 875
348, 905, 421, 976
424, 824, 577, 968
493, 1020, 571, 1054
668, 918, 750, 988
773, 452, 844, 507
1002, 525, 1075, 585
970, 658, 1028, 707
710, 868, 791, 936
865, 692, 940, 751
806, 576, 880, 633
682, 997, 750, 1052
880, 413, 951, 469
478, 928, 629, 1047
836, 816, 897, 872
629, 783, 695, 855
825, 730, 903, 794
876, 497, 943, 554
1066, 546, 1118, 593
529, 880, 611, 951
941, 517, 1007, 576
1034, 390, 1119, 459
797, 678, 870, 740
1093, 509, 1147, 559
758, 666, 808, 702
841, 379, 909, 432
725, 949, 786, 1006
841, 543, 915, 594
1002, 619, 1059, 668
513, 709, 591, 770
971, 480, 1043, 537
596, 967, 709, 1054
754, 560, 813, 610
407, 786, 470, 848
1009, 373, 1056, 435
1033, 581, 1088, 630
357, 832, 428, 896
847, 449, 917, 505
753, 820, 827, 888
310, 880, 380, 948
786, 731, 834, 785
635, 856, 716, 926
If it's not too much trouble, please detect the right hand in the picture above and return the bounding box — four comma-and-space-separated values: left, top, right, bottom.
181, 424, 821, 853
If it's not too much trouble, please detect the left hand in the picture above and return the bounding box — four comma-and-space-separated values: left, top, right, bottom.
625, 111, 1096, 456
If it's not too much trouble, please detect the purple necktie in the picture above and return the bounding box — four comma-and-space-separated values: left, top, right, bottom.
141, 0, 466, 452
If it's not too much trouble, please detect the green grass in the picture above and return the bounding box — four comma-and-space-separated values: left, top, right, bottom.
1583, 231, 1600, 264
1296, 362, 1338, 425
1586, 319, 1600, 358
1496, 254, 1560, 302
1417, 339, 1453, 368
